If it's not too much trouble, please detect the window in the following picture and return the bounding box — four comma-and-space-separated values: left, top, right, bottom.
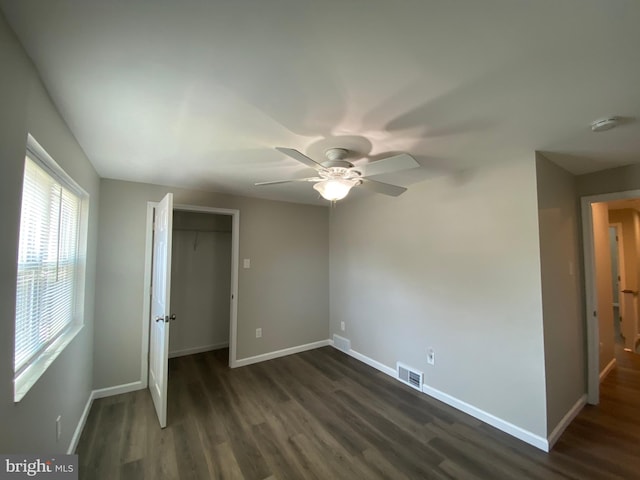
14, 135, 88, 402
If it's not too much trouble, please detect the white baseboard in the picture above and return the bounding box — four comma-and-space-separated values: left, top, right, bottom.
234, 339, 330, 367
67, 391, 95, 454
329, 339, 396, 378
169, 342, 229, 359
93, 380, 145, 399
68, 381, 146, 453
71, 340, 574, 455
599, 358, 617, 382
421, 384, 549, 451
329, 341, 549, 452
547, 394, 587, 449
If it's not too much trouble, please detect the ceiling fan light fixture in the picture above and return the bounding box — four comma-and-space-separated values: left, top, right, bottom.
313, 178, 360, 201
258, 147, 419, 200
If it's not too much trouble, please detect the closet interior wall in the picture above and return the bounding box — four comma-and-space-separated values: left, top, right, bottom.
169, 211, 232, 357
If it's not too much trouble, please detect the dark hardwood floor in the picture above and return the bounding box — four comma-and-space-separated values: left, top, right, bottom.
76, 347, 640, 479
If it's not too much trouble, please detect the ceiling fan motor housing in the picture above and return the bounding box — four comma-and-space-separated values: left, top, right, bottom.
321, 148, 356, 170
325, 148, 349, 161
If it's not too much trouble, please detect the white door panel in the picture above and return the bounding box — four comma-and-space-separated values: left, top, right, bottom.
149, 193, 173, 428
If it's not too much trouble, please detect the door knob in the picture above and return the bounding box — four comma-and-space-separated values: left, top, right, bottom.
169, 314, 177, 321
155, 316, 164, 323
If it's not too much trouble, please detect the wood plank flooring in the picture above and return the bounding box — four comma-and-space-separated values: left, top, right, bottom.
76, 347, 640, 479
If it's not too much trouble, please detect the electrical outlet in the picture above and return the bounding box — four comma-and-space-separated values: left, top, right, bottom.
256, 328, 262, 338
243, 258, 251, 269
427, 348, 435, 366
56, 415, 62, 441
340, 321, 345, 331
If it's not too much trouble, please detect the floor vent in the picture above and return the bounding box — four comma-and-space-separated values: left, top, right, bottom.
333, 334, 351, 352
397, 363, 423, 391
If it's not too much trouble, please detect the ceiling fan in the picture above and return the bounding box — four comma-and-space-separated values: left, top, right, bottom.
255, 147, 420, 202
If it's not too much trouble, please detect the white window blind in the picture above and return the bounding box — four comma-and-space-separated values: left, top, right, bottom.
14, 153, 82, 377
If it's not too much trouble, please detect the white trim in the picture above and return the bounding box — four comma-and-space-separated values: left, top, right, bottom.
328, 339, 396, 377
581, 195, 600, 404
67, 391, 95, 454
169, 342, 229, 359
234, 340, 330, 367
92, 381, 145, 399
329, 342, 549, 451
599, 357, 617, 382
547, 395, 587, 450
229, 210, 240, 368
67, 380, 145, 454
26, 134, 87, 196
421, 383, 550, 451
348, 349, 396, 377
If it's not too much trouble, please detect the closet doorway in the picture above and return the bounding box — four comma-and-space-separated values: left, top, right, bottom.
143, 201, 239, 427
170, 210, 233, 358
142, 202, 240, 397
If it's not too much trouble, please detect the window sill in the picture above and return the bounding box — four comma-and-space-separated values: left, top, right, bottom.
14, 324, 84, 403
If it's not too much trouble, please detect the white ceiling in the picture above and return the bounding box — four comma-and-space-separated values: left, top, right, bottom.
2, 0, 640, 205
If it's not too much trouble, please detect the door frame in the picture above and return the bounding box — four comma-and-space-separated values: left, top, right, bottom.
141, 202, 241, 387
581, 188, 640, 404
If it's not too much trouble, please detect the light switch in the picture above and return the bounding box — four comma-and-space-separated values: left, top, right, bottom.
243, 258, 251, 269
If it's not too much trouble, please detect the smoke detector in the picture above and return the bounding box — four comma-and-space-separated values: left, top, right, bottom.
590, 117, 619, 132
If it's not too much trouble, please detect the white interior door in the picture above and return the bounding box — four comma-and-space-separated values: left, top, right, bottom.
149, 193, 173, 428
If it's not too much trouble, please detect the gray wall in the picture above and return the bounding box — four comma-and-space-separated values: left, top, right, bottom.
330, 158, 549, 436
535, 154, 585, 433
0, 13, 99, 452
170, 212, 231, 356
577, 163, 640, 197
94, 179, 329, 388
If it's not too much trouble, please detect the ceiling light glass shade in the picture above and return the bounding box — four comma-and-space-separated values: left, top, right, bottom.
313, 179, 359, 201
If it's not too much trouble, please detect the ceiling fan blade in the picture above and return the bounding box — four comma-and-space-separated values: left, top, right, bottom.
275, 147, 326, 170
254, 177, 321, 186
359, 153, 419, 178
360, 178, 407, 197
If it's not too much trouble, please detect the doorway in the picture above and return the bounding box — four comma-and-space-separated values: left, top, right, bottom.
169, 211, 233, 358
582, 190, 640, 404
141, 200, 240, 426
